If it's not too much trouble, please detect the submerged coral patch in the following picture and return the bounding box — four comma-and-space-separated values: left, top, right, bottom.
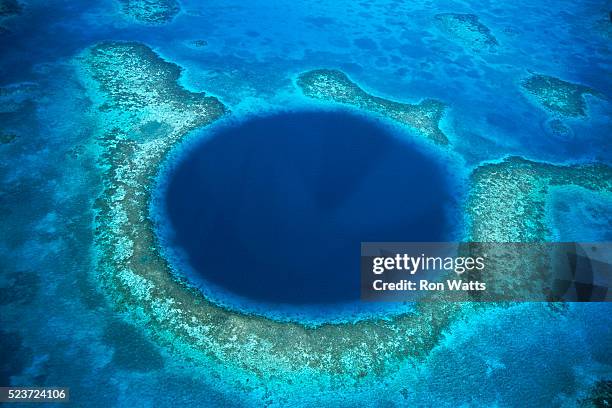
117, 0, 180, 25
521, 74, 601, 117
0, 84, 37, 145
0, 83, 38, 113
0, 0, 21, 34
103, 320, 164, 372
434, 13, 498, 51
0, 133, 16, 144
0, 330, 30, 386
0, 0, 20, 16
297, 69, 449, 145
579, 380, 612, 408
546, 185, 612, 241
545, 118, 573, 139
0, 271, 39, 305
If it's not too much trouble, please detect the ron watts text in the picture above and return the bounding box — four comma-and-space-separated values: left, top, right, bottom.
373, 279, 486, 291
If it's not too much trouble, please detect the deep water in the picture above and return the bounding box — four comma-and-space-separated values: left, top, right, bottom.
164, 111, 453, 305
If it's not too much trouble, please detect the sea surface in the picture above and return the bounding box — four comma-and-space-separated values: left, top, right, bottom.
0, 0, 610, 406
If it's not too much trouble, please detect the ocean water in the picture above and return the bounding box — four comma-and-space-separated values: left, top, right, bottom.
0, 0, 610, 406
160, 110, 454, 319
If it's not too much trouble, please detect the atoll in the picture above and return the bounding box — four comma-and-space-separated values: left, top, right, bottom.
78, 41, 478, 401
117, 0, 179, 25
434, 13, 498, 51
78, 42, 612, 403
521, 73, 601, 117
297, 69, 449, 145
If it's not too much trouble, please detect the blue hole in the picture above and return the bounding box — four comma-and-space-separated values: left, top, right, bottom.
163, 110, 454, 308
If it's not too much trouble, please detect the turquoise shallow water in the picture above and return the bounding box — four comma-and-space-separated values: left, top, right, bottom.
0, 0, 610, 406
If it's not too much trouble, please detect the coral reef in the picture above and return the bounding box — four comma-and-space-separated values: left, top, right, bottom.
434, 13, 498, 51
78, 42, 611, 402
521, 74, 602, 117
78, 41, 479, 399
468, 156, 612, 242
464, 157, 611, 301
297, 69, 449, 145
117, 0, 180, 25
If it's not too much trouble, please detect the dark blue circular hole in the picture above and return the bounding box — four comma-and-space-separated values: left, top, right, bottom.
164, 110, 454, 305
